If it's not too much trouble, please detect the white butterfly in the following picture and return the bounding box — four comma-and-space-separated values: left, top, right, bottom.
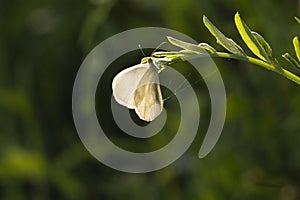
112, 58, 163, 122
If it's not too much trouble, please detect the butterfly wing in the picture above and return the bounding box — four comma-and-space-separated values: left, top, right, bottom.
112, 63, 150, 109
133, 66, 163, 121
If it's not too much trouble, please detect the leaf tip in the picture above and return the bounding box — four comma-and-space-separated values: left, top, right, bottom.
293, 36, 300, 61
293, 36, 299, 43
234, 12, 242, 24
203, 15, 209, 24
166, 36, 173, 41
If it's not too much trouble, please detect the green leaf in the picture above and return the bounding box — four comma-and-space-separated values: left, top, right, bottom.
251, 31, 277, 64
293, 36, 300, 62
234, 12, 271, 63
152, 51, 191, 58
203, 15, 246, 55
282, 53, 300, 71
198, 43, 216, 53
295, 17, 300, 24
167, 36, 207, 54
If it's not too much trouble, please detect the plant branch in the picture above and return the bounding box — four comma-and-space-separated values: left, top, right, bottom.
211, 52, 300, 85
151, 13, 300, 86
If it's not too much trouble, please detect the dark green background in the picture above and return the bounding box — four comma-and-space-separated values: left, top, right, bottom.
1, 0, 300, 199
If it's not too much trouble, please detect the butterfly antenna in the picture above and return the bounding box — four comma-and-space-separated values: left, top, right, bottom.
138, 44, 147, 57
138, 42, 167, 58
151, 41, 167, 56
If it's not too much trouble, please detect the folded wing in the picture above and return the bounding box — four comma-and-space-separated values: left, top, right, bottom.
112, 63, 150, 108
112, 62, 163, 121
133, 67, 163, 121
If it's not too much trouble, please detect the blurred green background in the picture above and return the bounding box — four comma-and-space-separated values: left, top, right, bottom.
1, 0, 300, 199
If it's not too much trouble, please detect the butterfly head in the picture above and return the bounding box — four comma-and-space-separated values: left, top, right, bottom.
141, 56, 171, 73
147, 57, 161, 71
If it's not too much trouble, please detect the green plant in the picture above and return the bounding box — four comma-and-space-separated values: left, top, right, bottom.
150, 12, 300, 85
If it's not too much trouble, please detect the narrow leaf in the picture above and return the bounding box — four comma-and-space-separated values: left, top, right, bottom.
234, 12, 271, 63
282, 53, 300, 71
203, 15, 246, 55
293, 36, 300, 62
167, 36, 206, 54
198, 43, 216, 53
295, 17, 300, 24
152, 51, 192, 57
251, 31, 278, 64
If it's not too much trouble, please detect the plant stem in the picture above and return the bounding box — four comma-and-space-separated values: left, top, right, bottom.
210, 52, 300, 85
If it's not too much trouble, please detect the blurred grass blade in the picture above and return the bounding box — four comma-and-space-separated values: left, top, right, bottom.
293, 36, 300, 62
234, 12, 271, 63
203, 15, 246, 55
282, 53, 300, 71
295, 17, 300, 23
167, 36, 207, 54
